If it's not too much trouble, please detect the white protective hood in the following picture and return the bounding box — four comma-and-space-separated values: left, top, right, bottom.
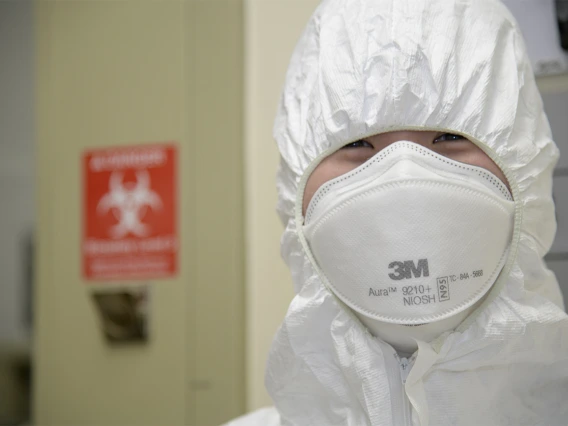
232, 0, 568, 425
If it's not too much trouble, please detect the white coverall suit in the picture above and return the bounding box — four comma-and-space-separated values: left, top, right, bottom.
228, 0, 568, 424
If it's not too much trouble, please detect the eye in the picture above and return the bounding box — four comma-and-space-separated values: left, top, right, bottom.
342, 140, 374, 149
433, 133, 466, 143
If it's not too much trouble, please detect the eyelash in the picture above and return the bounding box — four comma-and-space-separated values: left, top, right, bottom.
341, 133, 466, 149
342, 140, 374, 149
433, 133, 465, 143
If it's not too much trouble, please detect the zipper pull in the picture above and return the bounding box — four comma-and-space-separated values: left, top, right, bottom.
400, 357, 411, 384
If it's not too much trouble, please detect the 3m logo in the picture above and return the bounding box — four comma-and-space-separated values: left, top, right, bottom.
388, 259, 430, 281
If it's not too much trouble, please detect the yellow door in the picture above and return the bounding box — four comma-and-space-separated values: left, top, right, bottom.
34, 1, 245, 424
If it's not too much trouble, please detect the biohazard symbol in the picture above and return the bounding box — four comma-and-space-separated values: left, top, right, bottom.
97, 170, 162, 238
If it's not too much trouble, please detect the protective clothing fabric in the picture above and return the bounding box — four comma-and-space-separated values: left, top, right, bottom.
303, 141, 515, 325
227, 0, 568, 425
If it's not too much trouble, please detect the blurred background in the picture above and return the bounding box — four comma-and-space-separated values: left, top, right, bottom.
1, 0, 568, 425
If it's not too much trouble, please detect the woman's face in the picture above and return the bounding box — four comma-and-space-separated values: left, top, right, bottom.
302, 131, 510, 215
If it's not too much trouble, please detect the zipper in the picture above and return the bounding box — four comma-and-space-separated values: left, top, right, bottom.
398, 355, 414, 425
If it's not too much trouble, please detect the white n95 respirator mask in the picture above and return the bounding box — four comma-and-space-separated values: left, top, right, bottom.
303, 141, 515, 326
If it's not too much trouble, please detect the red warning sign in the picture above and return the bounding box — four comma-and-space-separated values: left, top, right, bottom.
82, 144, 178, 280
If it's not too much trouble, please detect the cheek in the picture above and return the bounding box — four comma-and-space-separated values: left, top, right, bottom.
486, 162, 510, 190
303, 169, 328, 216
450, 146, 511, 191
461, 151, 511, 191
302, 157, 355, 215
487, 161, 509, 188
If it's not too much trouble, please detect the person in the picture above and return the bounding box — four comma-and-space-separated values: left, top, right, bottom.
227, 0, 568, 424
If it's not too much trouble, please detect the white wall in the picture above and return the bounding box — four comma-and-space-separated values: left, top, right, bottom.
244, 0, 320, 410
0, 0, 34, 346
538, 78, 568, 308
